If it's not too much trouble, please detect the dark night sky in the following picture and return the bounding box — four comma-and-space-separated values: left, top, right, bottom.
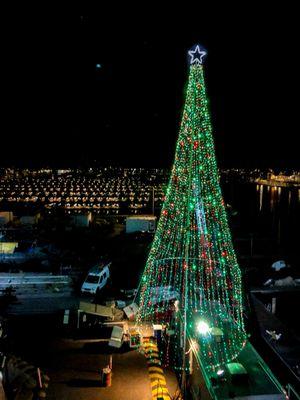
1, 10, 299, 168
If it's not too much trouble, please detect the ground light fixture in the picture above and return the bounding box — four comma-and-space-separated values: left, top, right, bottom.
196, 320, 210, 335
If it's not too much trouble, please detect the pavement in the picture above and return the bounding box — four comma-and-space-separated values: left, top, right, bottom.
6, 314, 179, 400
6, 294, 79, 315
45, 338, 178, 400
3, 294, 181, 400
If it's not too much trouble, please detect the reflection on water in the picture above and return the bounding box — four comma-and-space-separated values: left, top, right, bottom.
288, 191, 291, 207
226, 182, 299, 259
256, 184, 298, 213
257, 184, 263, 211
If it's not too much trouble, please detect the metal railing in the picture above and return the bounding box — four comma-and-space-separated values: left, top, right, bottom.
287, 384, 300, 400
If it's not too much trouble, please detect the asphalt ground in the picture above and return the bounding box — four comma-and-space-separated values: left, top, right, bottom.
4, 314, 179, 400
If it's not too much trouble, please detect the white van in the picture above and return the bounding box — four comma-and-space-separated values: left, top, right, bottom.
81, 262, 111, 295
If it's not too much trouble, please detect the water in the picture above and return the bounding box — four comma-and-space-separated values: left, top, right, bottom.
221, 182, 300, 266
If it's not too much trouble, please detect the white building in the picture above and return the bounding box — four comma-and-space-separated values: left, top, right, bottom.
126, 215, 156, 234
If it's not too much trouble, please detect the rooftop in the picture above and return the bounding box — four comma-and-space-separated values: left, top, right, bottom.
126, 215, 156, 220
210, 342, 287, 399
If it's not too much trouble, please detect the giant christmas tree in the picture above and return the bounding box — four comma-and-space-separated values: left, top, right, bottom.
137, 45, 247, 370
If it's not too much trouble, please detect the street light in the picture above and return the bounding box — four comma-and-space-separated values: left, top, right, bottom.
196, 320, 210, 335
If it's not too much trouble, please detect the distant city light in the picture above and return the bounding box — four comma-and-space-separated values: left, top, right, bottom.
0, 167, 167, 213
0, 168, 298, 214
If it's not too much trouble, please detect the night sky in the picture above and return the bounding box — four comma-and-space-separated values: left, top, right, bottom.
1, 11, 299, 168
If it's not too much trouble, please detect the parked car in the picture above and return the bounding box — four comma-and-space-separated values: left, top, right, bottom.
81, 262, 111, 295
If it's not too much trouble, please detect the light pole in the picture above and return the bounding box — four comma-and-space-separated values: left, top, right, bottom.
152, 186, 155, 215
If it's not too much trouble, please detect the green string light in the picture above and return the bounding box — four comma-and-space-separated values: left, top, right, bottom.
137, 47, 247, 371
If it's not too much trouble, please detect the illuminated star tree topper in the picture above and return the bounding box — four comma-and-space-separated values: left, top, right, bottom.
188, 44, 207, 65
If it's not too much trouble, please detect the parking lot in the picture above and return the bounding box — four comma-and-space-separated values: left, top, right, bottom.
6, 315, 179, 400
